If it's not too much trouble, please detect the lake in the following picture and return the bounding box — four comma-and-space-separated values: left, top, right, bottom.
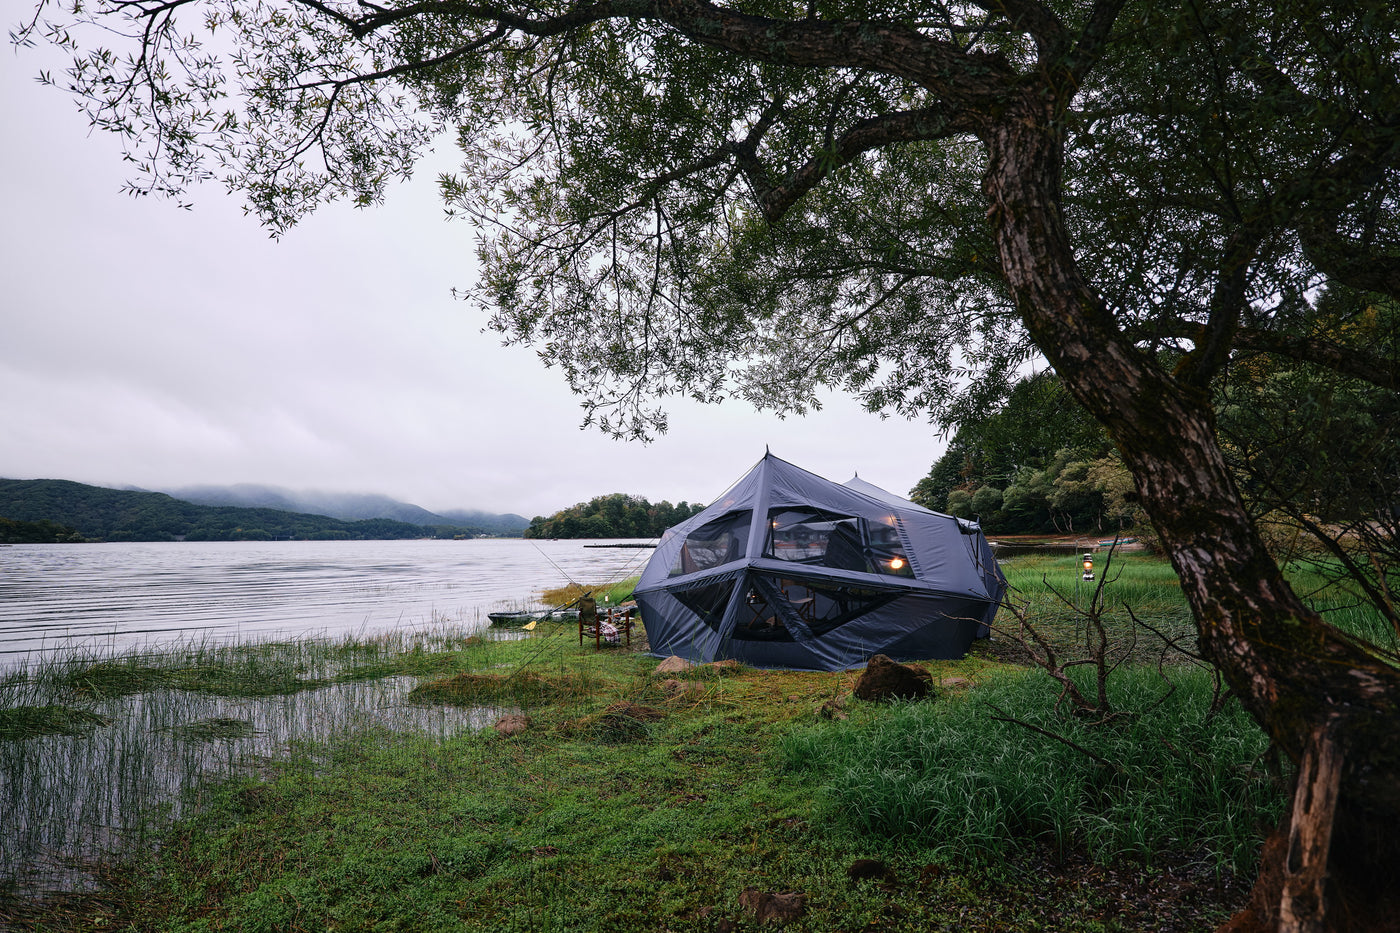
0, 538, 657, 663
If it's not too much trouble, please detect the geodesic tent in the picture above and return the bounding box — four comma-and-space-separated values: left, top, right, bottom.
634, 453, 1007, 671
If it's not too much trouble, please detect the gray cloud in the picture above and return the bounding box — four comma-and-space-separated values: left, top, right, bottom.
1, 48, 945, 518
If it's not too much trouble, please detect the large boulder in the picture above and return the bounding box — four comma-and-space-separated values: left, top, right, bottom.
853, 654, 934, 702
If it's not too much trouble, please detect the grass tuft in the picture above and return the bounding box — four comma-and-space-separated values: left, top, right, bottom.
539, 575, 640, 608
407, 670, 596, 706
165, 717, 258, 743
0, 705, 110, 740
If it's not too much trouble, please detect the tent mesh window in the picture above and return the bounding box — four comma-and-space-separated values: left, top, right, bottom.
730, 574, 897, 641
671, 579, 736, 634
865, 517, 915, 578
763, 509, 914, 578
763, 508, 866, 570
669, 510, 752, 577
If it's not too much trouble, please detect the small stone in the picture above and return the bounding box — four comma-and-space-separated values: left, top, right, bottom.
847, 858, 894, 882
738, 888, 807, 925
654, 655, 694, 675
494, 713, 530, 736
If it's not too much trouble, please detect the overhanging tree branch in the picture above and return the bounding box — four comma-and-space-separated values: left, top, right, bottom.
755, 105, 975, 223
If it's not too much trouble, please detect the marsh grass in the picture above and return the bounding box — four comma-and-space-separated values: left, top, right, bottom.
539, 574, 641, 609
162, 717, 258, 742
0, 622, 530, 898
0, 706, 109, 740
7, 635, 1259, 933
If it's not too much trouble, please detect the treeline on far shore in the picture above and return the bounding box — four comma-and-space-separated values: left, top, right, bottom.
0, 479, 513, 543
1, 517, 86, 544
524, 493, 705, 539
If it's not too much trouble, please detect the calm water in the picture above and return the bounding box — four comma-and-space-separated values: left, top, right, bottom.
0, 538, 656, 662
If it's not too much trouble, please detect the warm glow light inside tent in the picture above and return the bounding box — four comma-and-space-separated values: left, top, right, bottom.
890, 556, 906, 570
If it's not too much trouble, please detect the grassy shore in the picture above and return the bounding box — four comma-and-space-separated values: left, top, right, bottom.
4, 551, 1387, 931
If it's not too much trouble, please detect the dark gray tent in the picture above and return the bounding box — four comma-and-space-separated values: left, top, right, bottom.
634, 453, 1007, 670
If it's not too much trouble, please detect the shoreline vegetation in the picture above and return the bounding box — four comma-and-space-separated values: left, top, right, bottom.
1, 552, 1390, 931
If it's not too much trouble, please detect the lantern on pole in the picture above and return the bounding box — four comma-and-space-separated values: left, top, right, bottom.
1082, 552, 1095, 582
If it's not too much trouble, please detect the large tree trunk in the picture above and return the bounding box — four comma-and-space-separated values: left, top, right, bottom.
980, 90, 1400, 933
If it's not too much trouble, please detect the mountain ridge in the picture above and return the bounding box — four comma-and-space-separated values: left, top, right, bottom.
0, 478, 527, 541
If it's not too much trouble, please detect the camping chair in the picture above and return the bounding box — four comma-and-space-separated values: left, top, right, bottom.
578, 596, 635, 649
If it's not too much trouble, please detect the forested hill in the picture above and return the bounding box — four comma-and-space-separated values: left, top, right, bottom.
524, 494, 705, 539
162, 483, 528, 535
0, 479, 516, 542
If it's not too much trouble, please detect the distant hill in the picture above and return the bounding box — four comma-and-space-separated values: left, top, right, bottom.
434, 508, 532, 536
163, 484, 529, 535
0, 479, 522, 542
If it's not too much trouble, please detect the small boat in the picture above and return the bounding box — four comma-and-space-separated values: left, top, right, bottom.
488, 609, 579, 627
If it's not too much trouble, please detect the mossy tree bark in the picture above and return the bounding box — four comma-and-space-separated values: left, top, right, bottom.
981, 87, 1400, 933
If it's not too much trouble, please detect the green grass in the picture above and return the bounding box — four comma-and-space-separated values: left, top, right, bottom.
780, 665, 1282, 874
995, 548, 1395, 657
1279, 557, 1400, 652
4, 650, 1260, 932
10, 554, 1389, 930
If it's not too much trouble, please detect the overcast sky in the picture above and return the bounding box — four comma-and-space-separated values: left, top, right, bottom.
2, 42, 950, 519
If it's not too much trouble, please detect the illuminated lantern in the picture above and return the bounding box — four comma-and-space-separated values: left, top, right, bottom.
1082, 552, 1095, 581
889, 556, 906, 571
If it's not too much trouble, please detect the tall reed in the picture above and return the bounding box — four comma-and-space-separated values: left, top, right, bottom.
0, 623, 512, 897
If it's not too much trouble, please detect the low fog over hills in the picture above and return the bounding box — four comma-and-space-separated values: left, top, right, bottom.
163, 484, 529, 534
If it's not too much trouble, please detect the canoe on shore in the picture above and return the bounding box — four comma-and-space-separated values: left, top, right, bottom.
488, 609, 579, 627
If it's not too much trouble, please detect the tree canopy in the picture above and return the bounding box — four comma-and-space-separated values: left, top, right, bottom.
524, 493, 704, 538
910, 369, 1122, 534
18, 1, 1400, 928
